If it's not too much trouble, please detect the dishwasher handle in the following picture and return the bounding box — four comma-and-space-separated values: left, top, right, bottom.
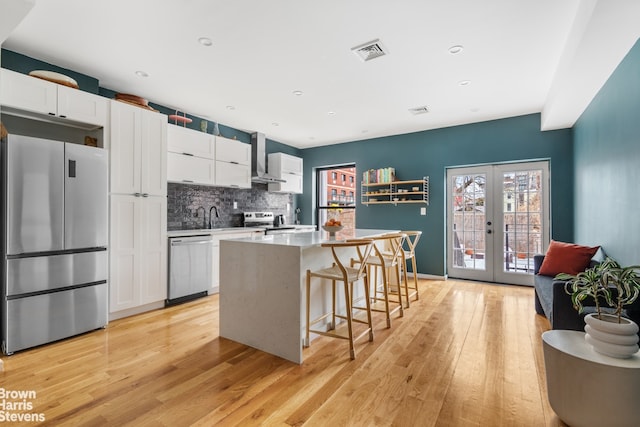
170, 239, 213, 246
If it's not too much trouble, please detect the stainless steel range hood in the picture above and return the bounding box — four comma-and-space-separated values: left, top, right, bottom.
251, 132, 286, 183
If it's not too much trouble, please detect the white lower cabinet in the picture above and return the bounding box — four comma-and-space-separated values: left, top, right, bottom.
210, 230, 262, 294
109, 194, 167, 315
211, 238, 220, 294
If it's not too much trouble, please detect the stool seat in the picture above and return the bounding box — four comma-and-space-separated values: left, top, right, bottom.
312, 265, 365, 283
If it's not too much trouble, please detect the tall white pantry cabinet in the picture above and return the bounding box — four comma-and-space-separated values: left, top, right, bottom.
109, 100, 168, 318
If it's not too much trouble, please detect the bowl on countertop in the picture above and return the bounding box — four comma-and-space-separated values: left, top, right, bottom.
322, 225, 344, 235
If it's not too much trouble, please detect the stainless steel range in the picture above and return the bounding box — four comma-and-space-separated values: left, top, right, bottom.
243, 211, 315, 235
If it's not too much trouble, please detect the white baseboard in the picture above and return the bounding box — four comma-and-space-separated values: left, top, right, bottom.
409, 272, 447, 280
109, 300, 165, 321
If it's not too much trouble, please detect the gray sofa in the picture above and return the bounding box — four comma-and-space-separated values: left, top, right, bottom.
533, 254, 590, 330
534, 254, 640, 334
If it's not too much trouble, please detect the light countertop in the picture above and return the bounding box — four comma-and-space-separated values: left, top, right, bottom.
167, 224, 317, 238
226, 229, 398, 249
167, 228, 264, 238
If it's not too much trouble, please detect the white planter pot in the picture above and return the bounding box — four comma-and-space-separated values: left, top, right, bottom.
584, 313, 639, 359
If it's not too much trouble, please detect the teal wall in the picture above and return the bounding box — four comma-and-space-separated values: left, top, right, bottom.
300, 114, 574, 276
573, 38, 640, 266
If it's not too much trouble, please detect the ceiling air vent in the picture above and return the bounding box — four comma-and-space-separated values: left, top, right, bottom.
351, 39, 388, 62
409, 106, 430, 115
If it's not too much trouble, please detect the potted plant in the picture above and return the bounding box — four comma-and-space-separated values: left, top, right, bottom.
556, 257, 640, 358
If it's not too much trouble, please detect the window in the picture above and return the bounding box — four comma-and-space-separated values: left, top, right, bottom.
316, 165, 357, 232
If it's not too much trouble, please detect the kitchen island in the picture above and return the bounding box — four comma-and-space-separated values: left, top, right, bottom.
219, 229, 397, 364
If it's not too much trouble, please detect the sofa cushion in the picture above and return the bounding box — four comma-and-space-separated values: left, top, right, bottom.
538, 240, 600, 276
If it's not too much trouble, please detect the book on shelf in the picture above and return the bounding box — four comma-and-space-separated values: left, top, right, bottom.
363, 167, 395, 184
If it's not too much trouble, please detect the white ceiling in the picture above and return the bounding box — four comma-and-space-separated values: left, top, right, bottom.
3, 0, 640, 148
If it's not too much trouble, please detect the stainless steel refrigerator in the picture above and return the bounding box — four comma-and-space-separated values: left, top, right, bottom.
1, 133, 108, 354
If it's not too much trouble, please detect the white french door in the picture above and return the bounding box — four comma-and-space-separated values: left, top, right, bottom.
446, 161, 549, 286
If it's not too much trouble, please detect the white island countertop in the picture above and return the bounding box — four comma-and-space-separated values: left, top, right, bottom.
219, 228, 398, 364
230, 228, 396, 248
167, 225, 317, 238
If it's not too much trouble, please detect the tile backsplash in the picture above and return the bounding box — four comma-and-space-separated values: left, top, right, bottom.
167, 183, 294, 230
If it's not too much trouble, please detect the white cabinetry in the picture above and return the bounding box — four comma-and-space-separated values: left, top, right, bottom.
210, 230, 262, 293
109, 195, 167, 313
167, 152, 215, 185
0, 68, 108, 127
167, 125, 215, 185
268, 152, 303, 193
110, 100, 167, 196
109, 100, 168, 317
215, 136, 251, 188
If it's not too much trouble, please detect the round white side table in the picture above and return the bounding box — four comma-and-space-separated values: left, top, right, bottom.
542, 330, 640, 427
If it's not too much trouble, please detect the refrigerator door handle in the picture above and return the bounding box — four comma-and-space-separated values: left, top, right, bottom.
68, 159, 76, 178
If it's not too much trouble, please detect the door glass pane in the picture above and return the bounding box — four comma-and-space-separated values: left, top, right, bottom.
452, 174, 486, 270
501, 169, 542, 274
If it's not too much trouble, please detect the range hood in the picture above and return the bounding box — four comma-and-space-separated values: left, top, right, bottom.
251, 132, 285, 183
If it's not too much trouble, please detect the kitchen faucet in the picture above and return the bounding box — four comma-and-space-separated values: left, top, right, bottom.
209, 206, 219, 229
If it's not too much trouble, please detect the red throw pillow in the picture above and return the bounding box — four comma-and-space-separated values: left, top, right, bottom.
538, 240, 600, 276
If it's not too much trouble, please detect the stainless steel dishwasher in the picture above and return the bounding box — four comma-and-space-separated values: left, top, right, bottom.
167, 235, 213, 306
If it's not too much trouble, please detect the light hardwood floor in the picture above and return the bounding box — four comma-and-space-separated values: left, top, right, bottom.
0, 279, 567, 426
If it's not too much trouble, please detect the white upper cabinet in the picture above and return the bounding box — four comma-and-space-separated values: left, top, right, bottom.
215, 136, 250, 165
268, 152, 303, 193
215, 136, 251, 188
110, 100, 167, 196
167, 124, 215, 159
166, 124, 215, 185
57, 85, 108, 127
167, 151, 215, 185
215, 160, 251, 188
1, 68, 108, 127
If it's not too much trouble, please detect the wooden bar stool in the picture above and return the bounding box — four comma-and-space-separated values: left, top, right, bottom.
353, 233, 406, 328
398, 230, 422, 307
304, 239, 375, 360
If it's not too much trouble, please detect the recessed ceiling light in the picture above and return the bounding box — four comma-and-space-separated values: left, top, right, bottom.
293, 90, 303, 96
459, 80, 471, 86
198, 37, 213, 46
448, 45, 464, 54
135, 70, 148, 78
226, 105, 235, 110
327, 111, 336, 116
